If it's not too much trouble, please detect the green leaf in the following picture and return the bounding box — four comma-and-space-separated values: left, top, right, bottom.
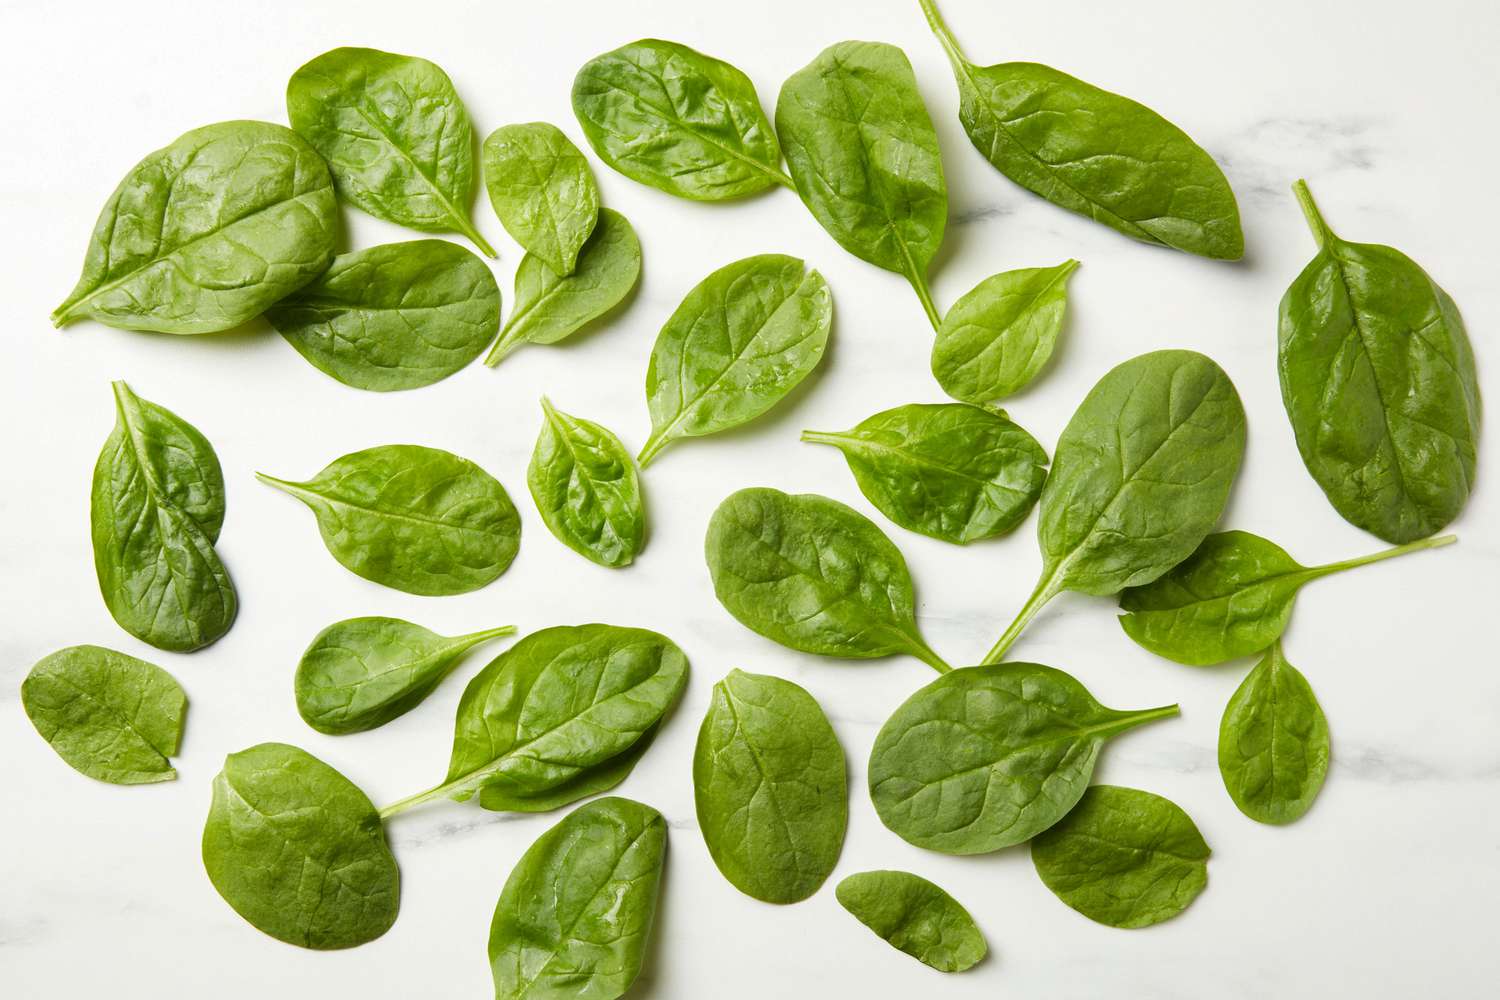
932, 261, 1078, 403
776, 41, 946, 326
1279, 180, 1481, 543
286, 47, 494, 256
1031, 785, 1210, 928
482, 122, 599, 275
294, 617, 515, 735
918, 0, 1242, 259
572, 39, 790, 201
22, 645, 186, 784
1219, 643, 1330, 824
802, 402, 1048, 544
379, 625, 688, 817
693, 670, 846, 904
869, 663, 1177, 854
639, 254, 831, 465
485, 207, 642, 365
1120, 530, 1456, 665
267, 240, 501, 391
705, 488, 951, 673
835, 870, 987, 973
257, 444, 520, 596
202, 743, 400, 949
984, 350, 1245, 663
489, 798, 665, 1000
51, 120, 337, 333
91, 382, 237, 652
477, 724, 661, 813
527, 398, 644, 568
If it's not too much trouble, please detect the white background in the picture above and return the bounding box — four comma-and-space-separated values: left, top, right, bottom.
2, 0, 1497, 996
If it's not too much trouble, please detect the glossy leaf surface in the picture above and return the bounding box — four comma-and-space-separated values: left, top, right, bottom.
932, 261, 1077, 403
1219, 643, 1330, 824
482, 122, 599, 275
528, 399, 644, 568
836, 870, 986, 972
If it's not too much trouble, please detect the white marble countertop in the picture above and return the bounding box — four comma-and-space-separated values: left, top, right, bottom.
2, 0, 1496, 996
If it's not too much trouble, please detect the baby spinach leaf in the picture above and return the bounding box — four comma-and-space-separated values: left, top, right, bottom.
802, 403, 1048, 545
52, 120, 337, 334
202, 742, 400, 950
572, 39, 792, 200
477, 724, 660, 814
918, 0, 1242, 260
693, 670, 846, 904
931, 261, 1078, 403
92, 382, 237, 652
1219, 642, 1329, 825
1120, 530, 1456, 665
482, 122, 599, 276
1279, 180, 1481, 543
776, 41, 946, 327
1031, 784, 1210, 928
257, 444, 520, 596
835, 870, 986, 973
267, 240, 501, 392
527, 398, 644, 569
705, 488, 952, 673
485, 207, 642, 365
869, 663, 1177, 854
21, 645, 186, 785
639, 254, 831, 465
379, 625, 688, 817
489, 797, 665, 1000
295, 617, 515, 735
287, 47, 495, 256
984, 350, 1245, 663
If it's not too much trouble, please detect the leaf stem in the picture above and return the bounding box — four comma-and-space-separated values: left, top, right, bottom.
377, 783, 449, 820
908, 270, 942, 331
909, 637, 954, 674
454, 213, 497, 259
799, 429, 851, 448
982, 572, 1060, 664
460, 625, 517, 645
1321, 533, 1456, 575
1291, 179, 1337, 250
1128, 703, 1182, 728
636, 431, 670, 468
917, 0, 968, 68
484, 327, 523, 367
771, 168, 798, 191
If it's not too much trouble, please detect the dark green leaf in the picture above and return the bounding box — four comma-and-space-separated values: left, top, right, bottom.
693, 670, 846, 903
202, 743, 400, 949
869, 663, 1177, 854
482, 122, 599, 275
489, 797, 665, 1000
267, 240, 501, 391
22, 645, 186, 784
835, 870, 986, 972
477, 724, 660, 813
527, 398, 644, 568
1219, 643, 1329, 824
51, 120, 337, 333
1031, 784, 1210, 928
802, 402, 1047, 544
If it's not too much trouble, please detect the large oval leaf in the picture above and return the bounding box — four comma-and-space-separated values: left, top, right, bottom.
258, 444, 520, 596
527, 399, 644, 568
869, 663, 1177, 854
482, 122, 599, 275
52, 120, 336, 334
1218, 643, 1330, 825
694, 670, 846, 903
835, 870, 986, 973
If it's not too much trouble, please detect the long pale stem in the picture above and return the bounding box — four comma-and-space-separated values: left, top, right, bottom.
982, 572, 1060, 664
1318, 533, 1456, 575
1292, 179, 1337, 250
908, 271, 942, 331
917, 0, 968, 68
377, 783, 450, 820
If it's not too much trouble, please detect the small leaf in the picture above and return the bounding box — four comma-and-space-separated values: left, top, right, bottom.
932, 261, 1078, 403
836, 870, 987, 973
482, 122, 599, 275
528, 399, 644, 568
1219, 643, 1330, 824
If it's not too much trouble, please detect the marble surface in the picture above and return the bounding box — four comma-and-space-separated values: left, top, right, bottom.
2, 0, 1496, 996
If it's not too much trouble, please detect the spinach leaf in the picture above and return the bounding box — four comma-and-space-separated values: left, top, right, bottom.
379, 625, 687, 817
640, 254, 831, 465
485, 207, 642, 365
931, 261, 1078, 403
286, 47, 494, 256
482, 122, 599, 275
202, 743, 399, 949
1031, 784, 1210, 928
1279, 180, 1481, 543
835, 870, 986, 973
693, 670, 846, 904
869, 663, 1177, 854
267, 240, 501, 392
776, 41, 946, 327
22, 645, 186, 785
984, 350, 1245, 663
52, 120, 337, 334
295, 618, 515, 735
1120, 530, 1456, 665
918, 0, 1242, 260
1219, 642, 1329, 825
477, 724, 660, 814
528, 398, 644, 568
572, 39, 792, 200
802, 403, 1048, 544
489, 797, 665, 1000
92, 382, 237, 652
257, 444, 520, 596
705, 488, 952, 672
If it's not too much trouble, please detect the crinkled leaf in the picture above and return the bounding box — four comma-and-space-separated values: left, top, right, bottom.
527, 399, 644, 568
836, 870, 986, 972
1219, 643, 1330, 824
